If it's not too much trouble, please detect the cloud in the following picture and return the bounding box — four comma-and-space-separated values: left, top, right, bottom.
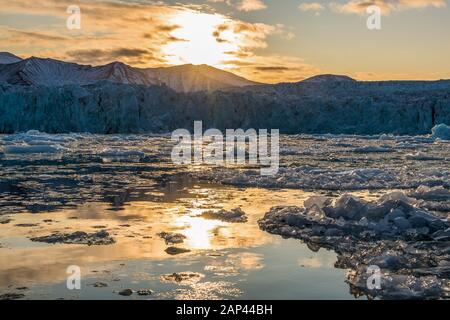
0, 1, 201, 66
0, 0, 316, 82
5, 29, 69, 41
65, 48, 162, 65
237, 0, 267, 11
254, 66, 290, 71
207, 0, 267, 11
224, 54, 321, 83
298, 2, 326, 12
330, 0, 446, 14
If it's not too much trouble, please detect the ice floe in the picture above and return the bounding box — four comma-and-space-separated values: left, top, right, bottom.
3, 144, 65, 154
99, 148, 145, 157
352, 146, 394, 153
160, 272, 205, 285
0, 130, 73, 154
405, 152, 443, 161
258, 192, 450, 299
30, 230, 115, 245
200, 208, 248, 223
432, 124, 450, 141
158, 232, 186, 244
410, 186, 450, 201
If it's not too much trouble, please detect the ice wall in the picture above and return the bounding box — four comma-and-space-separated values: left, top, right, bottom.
0, 80, 449, 134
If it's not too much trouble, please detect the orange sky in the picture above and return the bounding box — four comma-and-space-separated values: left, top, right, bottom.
0, 0, 449, 83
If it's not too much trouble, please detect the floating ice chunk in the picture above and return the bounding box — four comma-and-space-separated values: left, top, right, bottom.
432, 123, 450, 140
259, 192, 450, 299
378, 191, 414, 204
304, 196, 332, 210
3, 144, 65, 154
99, 148, 144, 157
26, 130, 42, 135
326, 194, 368, 220
410, 186, 450, 201
405, 152, 443, 161
30, 230, 115, 245
352, 146, 393, 153
160, 272, 204, 285
200, 208, 248, 223
259, 192, 449, 242
157, 232, 186, 244
347, 264, 448, 300
280, 147, 299, 155
1, 131, 75, 145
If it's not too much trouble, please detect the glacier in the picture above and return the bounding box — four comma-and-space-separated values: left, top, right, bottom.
0, 78, 450, 134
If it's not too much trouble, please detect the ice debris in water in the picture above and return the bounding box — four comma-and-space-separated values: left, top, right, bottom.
3, 144, 65, 154
200, 208, 248, 223
352, 146, 393, 153
157, 232, 186, 244
160, 272, 204, 285
410, 186, 450, 201
30, 230, 115, 245
258, 192, 450, 299
343, 242, 450, 300
260, 191, 449, 242
405, 152, 443, 161
200, 165, 450, 191
0, 130, 69, 154
432, 124, 450, 141
99, 148, 145, 157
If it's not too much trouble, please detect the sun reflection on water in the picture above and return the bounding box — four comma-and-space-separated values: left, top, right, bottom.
175, 215, 227, 250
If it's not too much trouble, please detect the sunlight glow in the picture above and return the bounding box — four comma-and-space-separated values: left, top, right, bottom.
162, 11, 240, 67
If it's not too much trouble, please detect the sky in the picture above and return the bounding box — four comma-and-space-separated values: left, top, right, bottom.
0, 0, 449, 83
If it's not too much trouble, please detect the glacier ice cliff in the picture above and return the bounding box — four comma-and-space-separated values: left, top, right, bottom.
0, 79, 450, 134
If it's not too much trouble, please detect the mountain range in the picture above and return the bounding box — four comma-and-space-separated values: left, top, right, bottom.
0, 52, 259, 93
0, 52, 362, 92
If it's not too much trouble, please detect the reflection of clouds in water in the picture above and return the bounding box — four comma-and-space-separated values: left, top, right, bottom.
298, 257, 323, 269
131, 272, 156, 282
204, 252, 265, 275
228, 252, 265, 271
0, 186, 311, 296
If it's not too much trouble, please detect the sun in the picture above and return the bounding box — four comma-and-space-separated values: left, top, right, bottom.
162, 10, 239, 67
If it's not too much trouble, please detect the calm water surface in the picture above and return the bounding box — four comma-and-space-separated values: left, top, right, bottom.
0, 179, 383, 300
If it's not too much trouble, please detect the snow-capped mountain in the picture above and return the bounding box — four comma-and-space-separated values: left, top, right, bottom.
0, 53, 258, 92
0, 52, 22, 64
0, 57, 157, 87
145, 64, 259, 93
